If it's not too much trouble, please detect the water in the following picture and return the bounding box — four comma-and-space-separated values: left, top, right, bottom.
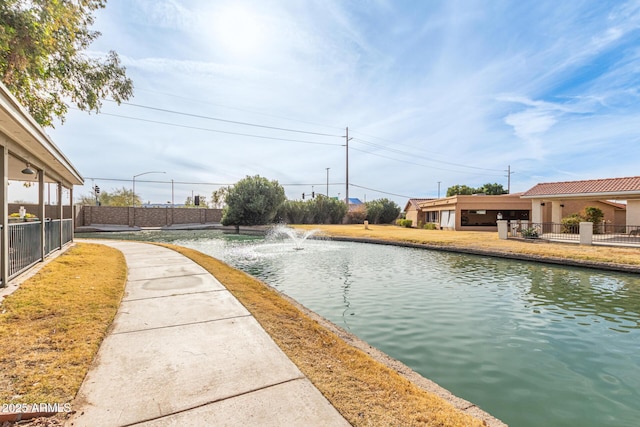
81, 229, 640, 427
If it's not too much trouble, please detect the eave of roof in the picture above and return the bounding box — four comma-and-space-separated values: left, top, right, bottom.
0, 83, 83, 187
522, 176, 640, 199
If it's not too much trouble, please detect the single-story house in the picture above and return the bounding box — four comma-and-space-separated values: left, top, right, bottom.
416, 193, 531, 231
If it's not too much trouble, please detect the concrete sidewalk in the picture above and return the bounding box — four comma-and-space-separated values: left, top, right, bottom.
68, 240, 350, 427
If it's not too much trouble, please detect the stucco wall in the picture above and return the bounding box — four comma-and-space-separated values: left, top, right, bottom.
627, 200, 640, 226
76, 206, 223, 228
405, 207, 422, 227
544, 200, 624, 225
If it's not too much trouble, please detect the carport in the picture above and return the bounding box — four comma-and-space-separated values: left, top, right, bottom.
521, 177, 640, 227
0, 83, 84, 286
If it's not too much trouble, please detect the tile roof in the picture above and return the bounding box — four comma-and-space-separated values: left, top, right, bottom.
404, 198, 434, 210
522, 176, 640, 197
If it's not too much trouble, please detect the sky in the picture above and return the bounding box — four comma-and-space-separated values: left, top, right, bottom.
36, 0, 640, 207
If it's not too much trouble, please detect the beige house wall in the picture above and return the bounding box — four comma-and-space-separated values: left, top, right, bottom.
405, 207, 421, 227
627, 200, 640, 226
418, 195, 531, 231
541, 200, 625, 225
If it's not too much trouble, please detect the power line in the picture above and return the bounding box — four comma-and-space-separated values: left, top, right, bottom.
83, 177, 345, 187
131, 89, 346, 132
349, 146, 502, 176
113, 101, 343, 137
350, 183, 413, 199
93, 111, 343, 146
352, 137, 503, 172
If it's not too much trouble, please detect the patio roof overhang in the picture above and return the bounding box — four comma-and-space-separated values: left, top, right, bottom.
0, 84, 83, 187
521, 191, 640, 200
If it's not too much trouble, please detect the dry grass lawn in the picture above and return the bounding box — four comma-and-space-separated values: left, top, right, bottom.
164, 243, 486, 427
0, 243, 127, 404
293, 224, 640, 267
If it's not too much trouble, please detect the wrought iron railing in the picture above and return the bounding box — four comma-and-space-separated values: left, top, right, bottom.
5, 218, 75, 280
45, 219, 61, 255
62, 219, 73, 245
508, 221, 640, 246
592, 224, 640, 245
8, 221, 42, 277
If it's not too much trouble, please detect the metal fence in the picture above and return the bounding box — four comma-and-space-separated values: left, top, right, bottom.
592, 224, 640, 245
509, 221, 580, 241
508, 221, 640, 246
45, 219, 61, 255
62, 219, 73, 245
8, 221, 42, 277
6, 219, 75, 280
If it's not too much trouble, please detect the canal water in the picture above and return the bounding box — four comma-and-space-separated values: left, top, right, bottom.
81, 230, 640, 427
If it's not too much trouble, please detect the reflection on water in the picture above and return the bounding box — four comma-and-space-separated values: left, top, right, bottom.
81, 230, 640, 427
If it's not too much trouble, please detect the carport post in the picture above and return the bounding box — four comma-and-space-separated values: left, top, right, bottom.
0, 145, 8, 286
58, 182, 63, 249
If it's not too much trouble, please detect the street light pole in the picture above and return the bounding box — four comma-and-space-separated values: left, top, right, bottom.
326, 167, 330, 197
132, 171, 166, 207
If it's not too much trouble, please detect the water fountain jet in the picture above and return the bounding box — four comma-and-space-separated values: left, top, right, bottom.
267, 224, 319, 250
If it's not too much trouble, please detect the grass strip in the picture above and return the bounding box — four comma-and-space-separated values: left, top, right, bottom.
293, 224, 640, 267
0, 243, 127, 404
161, 243, 486, 427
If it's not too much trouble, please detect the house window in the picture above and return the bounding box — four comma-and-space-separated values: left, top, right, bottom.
425, 211, 439, 223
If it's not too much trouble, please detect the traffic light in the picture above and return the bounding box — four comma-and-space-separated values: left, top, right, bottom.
94, 185, 100, 195
302, 193, 305, 199
312, 191, 315, 198
194, 195, 200, 206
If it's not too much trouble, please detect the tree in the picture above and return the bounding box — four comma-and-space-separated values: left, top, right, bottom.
365, 198, 401, 224
77, 194, 100, 206
77, 187, 139, 206
307, 195, 348, 224
446, 185, 476, 197
185, 195, 209, 208
0, 0, 133, 126
211, 187, 228, 208
221, 175, 286, 226
478, 182, 507, 195
446, 183, 507, 196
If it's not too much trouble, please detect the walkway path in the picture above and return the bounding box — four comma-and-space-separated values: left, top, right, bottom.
68, 240, 350, 427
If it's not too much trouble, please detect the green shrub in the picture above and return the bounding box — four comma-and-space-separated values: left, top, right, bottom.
423, 222, 437, 230
521, 227, 539, 239
345, 207, 367, 224
365, 198, 401, 224
561, 214, 582, 233
396, 219, 412, 227
583, 206, 604, 234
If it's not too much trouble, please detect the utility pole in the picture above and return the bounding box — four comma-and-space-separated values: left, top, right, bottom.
505, 165, 513, 194
345, 127, 352, 206
437, 181, 441, 199
326, 167, 330, 197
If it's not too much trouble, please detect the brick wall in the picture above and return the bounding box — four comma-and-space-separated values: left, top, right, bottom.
76, 206, 223, 227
